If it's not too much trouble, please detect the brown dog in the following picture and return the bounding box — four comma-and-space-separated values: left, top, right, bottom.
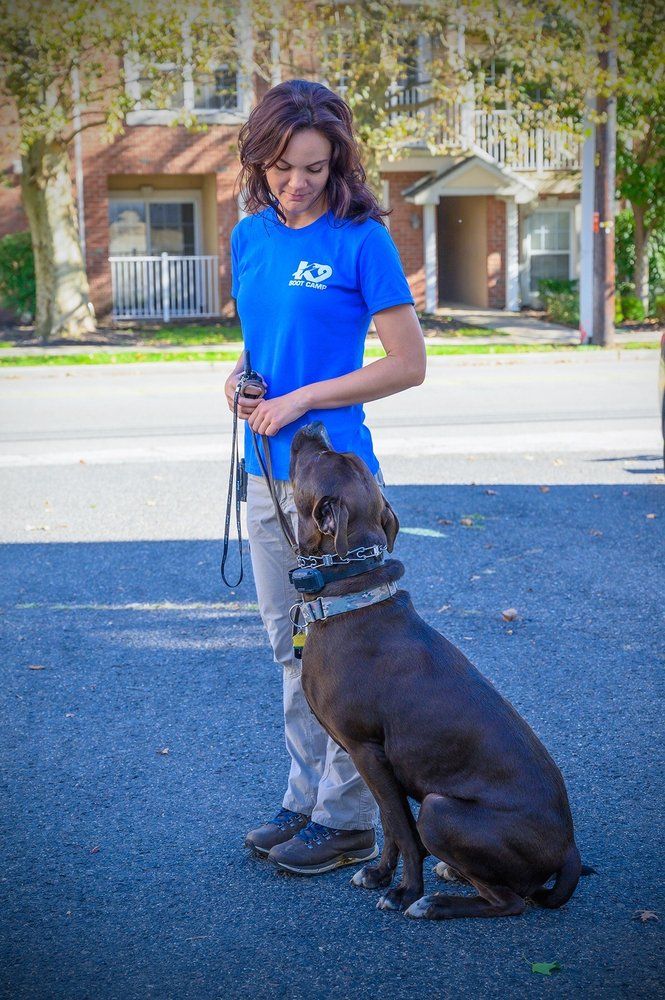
289, 422, 581, 920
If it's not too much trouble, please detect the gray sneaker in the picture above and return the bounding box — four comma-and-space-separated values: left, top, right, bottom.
244, 807, 310, 856
268, 820, 378, 874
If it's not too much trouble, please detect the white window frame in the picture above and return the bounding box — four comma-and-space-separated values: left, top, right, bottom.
123, 45, 244, 126
522, 205, 576, 305
108, 190, 203, 256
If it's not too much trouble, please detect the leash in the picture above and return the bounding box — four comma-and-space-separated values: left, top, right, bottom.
221, 353, 270, 586
220, 354, 388, 641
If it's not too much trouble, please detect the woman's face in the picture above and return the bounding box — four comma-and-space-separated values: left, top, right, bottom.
264, 128, 331, 223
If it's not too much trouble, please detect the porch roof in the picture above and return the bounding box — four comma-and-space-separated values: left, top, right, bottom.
401, 150, 538, 205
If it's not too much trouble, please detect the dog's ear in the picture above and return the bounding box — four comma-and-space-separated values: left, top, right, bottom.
381, 497, 399, 552
312, 496, 349, 559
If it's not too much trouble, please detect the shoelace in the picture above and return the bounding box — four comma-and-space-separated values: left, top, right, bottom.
296, 820, 340, 849
268, 808, 304, 831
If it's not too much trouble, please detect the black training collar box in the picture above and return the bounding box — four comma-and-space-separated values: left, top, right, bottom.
289, 567, 326, 594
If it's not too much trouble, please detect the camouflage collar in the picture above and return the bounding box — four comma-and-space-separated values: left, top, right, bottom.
291, 580, 398, 627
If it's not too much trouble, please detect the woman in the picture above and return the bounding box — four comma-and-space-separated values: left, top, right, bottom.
225, 78, 426, 876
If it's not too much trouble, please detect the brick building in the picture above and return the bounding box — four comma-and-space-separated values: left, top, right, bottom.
0, 42, 582, 323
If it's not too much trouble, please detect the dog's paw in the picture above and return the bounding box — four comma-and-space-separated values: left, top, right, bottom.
377, 893, 402, 911
376, 885, 420, 912
405, 894, 442, 919
434, 862, 468, 884
351, 864, 394, 890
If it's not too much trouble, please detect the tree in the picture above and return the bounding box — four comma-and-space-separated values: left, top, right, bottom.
0, 0, 240, 340
616, 15, 665, 310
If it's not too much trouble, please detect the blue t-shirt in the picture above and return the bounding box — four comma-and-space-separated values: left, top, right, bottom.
231, 206, 414, 480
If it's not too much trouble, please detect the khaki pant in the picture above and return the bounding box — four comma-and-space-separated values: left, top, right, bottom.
246, 470, 384, 831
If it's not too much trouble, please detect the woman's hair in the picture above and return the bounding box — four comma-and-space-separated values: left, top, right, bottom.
235, 79, 388, 225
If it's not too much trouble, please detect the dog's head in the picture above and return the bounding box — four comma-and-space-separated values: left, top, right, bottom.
290, 421, 399, 559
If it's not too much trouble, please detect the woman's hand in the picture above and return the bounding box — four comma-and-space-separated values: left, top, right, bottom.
247, 389, 309, 437
224, 371, 263, 421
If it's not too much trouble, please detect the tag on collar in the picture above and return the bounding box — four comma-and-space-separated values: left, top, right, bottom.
293, 629, 307, 660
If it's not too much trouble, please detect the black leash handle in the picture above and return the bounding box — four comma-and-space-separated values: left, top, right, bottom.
220, 384, 246, 587
220, 351, 300, 588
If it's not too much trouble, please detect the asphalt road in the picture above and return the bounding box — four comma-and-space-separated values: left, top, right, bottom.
1, 353, 663, 999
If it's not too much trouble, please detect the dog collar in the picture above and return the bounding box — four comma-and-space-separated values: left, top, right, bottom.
289, 553, 385, 594
296, 544, 385, 570
290, 580, 397, 627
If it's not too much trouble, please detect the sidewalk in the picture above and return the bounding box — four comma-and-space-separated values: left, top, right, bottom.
435, 304, 662, 345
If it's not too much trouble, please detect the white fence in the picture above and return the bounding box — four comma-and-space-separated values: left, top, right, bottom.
109, 254, 221, 320
388, 84, 581, 171
474, 110, 580, 171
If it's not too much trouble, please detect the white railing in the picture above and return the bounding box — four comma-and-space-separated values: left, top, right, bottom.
109, 253, 221, 321
387, 83, 581, 171
474, 110, 580, 171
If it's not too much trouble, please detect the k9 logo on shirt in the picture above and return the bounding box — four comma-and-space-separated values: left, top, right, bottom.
289, 260, 333, 290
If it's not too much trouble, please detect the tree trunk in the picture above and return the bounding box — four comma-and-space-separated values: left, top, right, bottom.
20, 138, 96, 341
631, 201, 650, 311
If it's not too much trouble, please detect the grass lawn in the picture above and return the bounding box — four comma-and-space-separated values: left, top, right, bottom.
135, 324, 242, 345
0, 341, 656, 367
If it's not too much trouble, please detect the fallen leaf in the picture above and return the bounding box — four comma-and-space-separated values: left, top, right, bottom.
531, 962, 561, 976
79, 459, 86, 464
633, 910, 659, 923
460, 517, 474, 526
90, 846, 100, 854
501, 608, 518, 621
552, 458, 564, 466
25, 524, 50, 532
539, 485, 550, 493
437, 518, 453, 525
157, 747, 169, 755
28, 664, 46, 670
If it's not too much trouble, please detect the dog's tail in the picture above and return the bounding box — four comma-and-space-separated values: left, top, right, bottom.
531, 843, 582, 909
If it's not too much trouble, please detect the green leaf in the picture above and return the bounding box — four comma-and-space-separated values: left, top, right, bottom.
531, 962, 561, 976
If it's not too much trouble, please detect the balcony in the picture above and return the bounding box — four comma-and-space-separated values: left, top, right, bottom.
109, 254, 221, 321
387, 82, 581, 171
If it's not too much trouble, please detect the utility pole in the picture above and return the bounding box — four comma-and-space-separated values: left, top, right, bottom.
592, 0, 618, 347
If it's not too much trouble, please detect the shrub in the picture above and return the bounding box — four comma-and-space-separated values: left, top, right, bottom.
538, 278, 579, 327
620, 295, 646, 322
538, 278, 627, 327
654, 295, 665, 322
0, 231, 36, 319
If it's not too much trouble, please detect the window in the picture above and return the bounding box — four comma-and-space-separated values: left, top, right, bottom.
109, 202, 147, 255
125, 47, 239, 117
138, 66, 185, 111
194, 67, 237, 110
526, 210, 571, 293
109, 197, 199, 256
